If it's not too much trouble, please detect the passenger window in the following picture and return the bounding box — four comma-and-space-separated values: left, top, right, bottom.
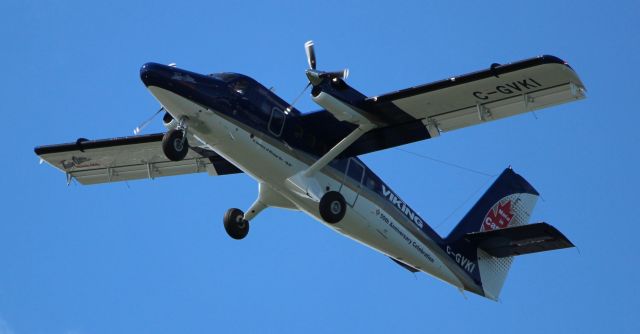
345, 159, 365, 187
268, 107, 286, 136
365, 177, 377, 190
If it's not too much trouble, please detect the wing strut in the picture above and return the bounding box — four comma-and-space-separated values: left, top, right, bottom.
285, 40, 378, 201
304, 123, 375, 177
287, 123, 374, 202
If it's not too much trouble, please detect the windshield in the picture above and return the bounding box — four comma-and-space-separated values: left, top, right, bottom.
208, 72, 244, 83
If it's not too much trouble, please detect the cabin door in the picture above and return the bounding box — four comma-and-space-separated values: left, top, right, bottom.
339, 158, 365, 207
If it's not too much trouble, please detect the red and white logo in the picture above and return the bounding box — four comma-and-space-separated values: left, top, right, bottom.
482, 199, 514, 231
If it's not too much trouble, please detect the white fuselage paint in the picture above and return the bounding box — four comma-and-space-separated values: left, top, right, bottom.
149, 86, 464, 290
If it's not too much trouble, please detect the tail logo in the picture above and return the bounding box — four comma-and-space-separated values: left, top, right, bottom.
482, 199, 514, 231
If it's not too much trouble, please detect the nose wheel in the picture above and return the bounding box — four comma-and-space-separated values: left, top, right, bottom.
224, 208, 250, 240
319, 191, 346, 224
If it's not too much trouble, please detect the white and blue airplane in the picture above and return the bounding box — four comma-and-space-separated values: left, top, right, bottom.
35, 41, 586, 300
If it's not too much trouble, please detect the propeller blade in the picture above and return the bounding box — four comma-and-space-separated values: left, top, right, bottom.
303, 41, 349, 86
133, 107, 164, 135
323, 69, 349, 79
304, 40, 316, 70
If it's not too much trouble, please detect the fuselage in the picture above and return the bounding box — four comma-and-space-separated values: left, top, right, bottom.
140, 63, 483, 295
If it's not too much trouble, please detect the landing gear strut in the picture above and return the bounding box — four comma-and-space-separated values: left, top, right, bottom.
221, 183, 287, 240
223, 208, 249, 240
319, 191, 346, 224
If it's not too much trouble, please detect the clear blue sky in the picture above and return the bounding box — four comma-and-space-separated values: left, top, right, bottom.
2, 1, 639, 333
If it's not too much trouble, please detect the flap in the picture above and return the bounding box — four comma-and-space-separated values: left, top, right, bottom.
34, 133, 242, 185
464, 222, 574, 258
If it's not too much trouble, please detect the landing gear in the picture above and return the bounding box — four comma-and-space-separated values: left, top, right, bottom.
224, 208, 250, 240
319, 191, 346, 224
162, 128, 189, 161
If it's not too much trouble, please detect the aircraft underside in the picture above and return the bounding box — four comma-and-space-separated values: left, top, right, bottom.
148, 86, 468, 293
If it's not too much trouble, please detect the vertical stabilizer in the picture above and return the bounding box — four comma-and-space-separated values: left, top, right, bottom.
444, 168, 539, 300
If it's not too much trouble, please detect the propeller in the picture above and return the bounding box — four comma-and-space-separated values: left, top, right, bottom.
303, 40, 349, 86
133, 106, 164, 135
284, 40, 350, 114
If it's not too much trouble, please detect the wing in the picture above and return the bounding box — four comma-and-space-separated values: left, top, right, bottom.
309, 55, 586, 158
34, 133, 242, 185
366, 55, 586, 136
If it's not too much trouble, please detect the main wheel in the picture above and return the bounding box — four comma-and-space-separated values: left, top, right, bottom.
162, 129, 189, 161
319, 191, 346, 224
224, 208, 249, 240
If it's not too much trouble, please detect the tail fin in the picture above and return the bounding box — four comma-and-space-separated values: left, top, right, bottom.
444, 167, 540, 300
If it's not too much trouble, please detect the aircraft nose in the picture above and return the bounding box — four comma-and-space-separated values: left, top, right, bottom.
140, 62, 170, 87
139, 62, 224, 103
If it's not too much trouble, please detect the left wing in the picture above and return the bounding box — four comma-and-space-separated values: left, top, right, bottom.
364, 55, 586, 137
35, 133, 242, 185
301, 55, 586, 158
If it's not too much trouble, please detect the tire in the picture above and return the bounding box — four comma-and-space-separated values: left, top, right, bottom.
224, 208, 249, 240
319, 191, 346, 224
162, 129, 189, 161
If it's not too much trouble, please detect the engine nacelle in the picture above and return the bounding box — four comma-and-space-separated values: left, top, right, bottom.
162, 112, 178, 130
312, 92, 372, 126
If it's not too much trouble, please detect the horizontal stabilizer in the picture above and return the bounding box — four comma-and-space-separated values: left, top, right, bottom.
464, 222, 574, 258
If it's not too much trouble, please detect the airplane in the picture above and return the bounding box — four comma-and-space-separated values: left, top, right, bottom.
34, 41, 586, 300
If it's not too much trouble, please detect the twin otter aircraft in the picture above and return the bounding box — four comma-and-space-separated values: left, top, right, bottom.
35, 41, 586, 300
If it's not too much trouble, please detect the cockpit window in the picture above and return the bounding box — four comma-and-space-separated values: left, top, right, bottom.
231, 79, 249, 95
207, 72, 302, 117
208, 73, 241, 82
208, 73, 253, 95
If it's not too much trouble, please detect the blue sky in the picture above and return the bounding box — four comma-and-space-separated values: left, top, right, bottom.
2, 0, 639, 333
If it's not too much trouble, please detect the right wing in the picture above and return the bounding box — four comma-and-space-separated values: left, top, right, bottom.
34, 133, 242, 185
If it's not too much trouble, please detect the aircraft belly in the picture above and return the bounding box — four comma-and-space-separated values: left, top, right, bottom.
146, 87, 462, 290
336, 193, 462, 287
